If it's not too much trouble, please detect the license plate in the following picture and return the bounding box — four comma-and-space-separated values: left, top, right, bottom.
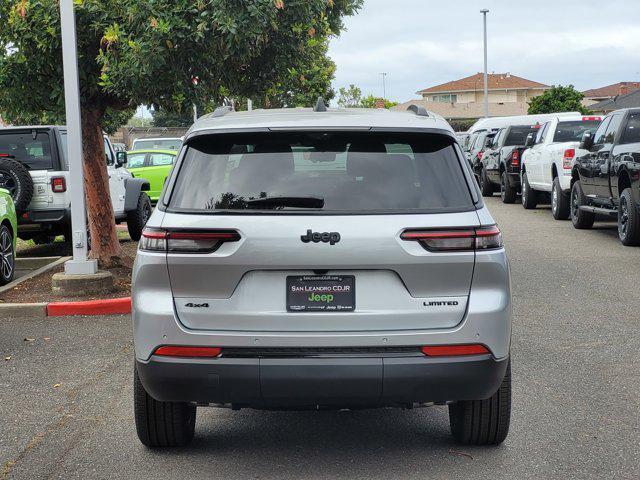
286, 275, 355, 312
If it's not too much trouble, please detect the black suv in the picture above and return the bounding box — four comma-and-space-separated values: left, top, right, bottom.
477, 125, 540, 203
571, 108, 640, 245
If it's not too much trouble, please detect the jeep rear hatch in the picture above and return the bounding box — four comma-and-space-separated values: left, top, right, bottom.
159, 130, 483, 332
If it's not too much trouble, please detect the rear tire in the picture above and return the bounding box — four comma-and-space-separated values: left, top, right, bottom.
618, 188, 640, 246
479, 166, 494, 197
449, 361, 511, 446
570, 180, 595, 229
127, 192, 152, 241
521, 171, 537, 209
501, 171, 517, 204
32, 234, 56, 245
551, 178, 570, 220
134, 365, 196, 448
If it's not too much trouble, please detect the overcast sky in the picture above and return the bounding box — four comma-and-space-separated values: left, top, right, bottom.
328, 0, 640, 102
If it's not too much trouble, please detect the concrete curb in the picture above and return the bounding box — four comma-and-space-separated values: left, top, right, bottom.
0, 302, 48, 317
0, 256, 70, 296
0, 297, 131, 318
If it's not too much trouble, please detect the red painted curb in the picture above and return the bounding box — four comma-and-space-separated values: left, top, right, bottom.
47, 297, 132, 317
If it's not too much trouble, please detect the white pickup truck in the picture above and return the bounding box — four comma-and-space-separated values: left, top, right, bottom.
520, 115, 602, 219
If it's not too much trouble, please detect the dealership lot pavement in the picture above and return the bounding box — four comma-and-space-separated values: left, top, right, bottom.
1, 196, 639, 480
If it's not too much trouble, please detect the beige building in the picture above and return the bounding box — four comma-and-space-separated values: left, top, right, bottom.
394, 72, 549, 120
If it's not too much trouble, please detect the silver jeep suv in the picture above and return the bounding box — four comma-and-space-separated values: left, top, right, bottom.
132, 104, 512, 447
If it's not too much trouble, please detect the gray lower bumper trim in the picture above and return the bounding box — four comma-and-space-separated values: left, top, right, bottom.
136, 353, 508, 408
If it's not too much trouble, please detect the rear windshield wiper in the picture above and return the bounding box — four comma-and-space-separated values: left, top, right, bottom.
245, 196, 325, 209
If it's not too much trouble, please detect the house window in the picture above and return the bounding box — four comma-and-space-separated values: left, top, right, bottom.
431, 94, 457, 103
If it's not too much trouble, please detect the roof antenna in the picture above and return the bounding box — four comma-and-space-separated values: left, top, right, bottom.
314, 97, 328, 112
407, 105, 430, 117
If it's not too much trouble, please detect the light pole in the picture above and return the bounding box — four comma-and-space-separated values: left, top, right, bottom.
380, 72, 387, 100
59, 0, 97, 275
481, 9, 490, 119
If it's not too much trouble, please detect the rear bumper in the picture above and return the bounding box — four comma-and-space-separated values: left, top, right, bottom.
136, 353, 508, 407
506, 171, 521, 189
17, 208, 71, 233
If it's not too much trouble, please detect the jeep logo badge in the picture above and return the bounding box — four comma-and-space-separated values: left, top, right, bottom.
301, 229, 341, 245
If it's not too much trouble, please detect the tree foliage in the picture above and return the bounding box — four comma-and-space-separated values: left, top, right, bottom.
0, 0, 361, 265
337, 84, 396, 109
528, 85, 589, 115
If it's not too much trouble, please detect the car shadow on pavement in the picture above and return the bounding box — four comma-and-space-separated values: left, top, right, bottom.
139, 408, 510, 477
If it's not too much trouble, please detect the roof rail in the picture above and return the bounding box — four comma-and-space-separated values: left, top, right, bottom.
314, 97, 328, 112
407, 105, 431, 117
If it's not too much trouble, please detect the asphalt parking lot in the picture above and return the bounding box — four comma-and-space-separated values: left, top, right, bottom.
1, 196, 639, 480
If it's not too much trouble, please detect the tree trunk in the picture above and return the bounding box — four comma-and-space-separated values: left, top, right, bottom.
81, 106, 123, 267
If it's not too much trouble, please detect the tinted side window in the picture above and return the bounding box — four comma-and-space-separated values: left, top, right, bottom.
592, 116, 612, 145
603, 114, 624, 144
149, 153, 175, 166
104, 138, 114, 165
621, 113, 640, 144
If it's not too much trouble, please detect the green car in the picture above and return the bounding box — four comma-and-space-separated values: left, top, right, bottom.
126, 150, 177, 202
0, 187, 17, 286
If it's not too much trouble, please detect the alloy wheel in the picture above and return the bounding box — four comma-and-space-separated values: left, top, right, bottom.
619, 196, 629, 239
0, 173, 17, 199
571, 187, 580, 220
0, 228, 14, 280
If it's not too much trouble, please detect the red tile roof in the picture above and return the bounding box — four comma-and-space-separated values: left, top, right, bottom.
417, 73, 549, 95
583, 82, 640, 99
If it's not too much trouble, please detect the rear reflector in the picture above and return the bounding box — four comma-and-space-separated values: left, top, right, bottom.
154, 346, 222, 358
140, 228, 240, 253
51, 177, 67, 193
563, 148, 575, 169
401, 225, 503, 252
421, 344, 490, 357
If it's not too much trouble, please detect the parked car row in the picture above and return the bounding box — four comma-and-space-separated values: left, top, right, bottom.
463, 108, 640, 246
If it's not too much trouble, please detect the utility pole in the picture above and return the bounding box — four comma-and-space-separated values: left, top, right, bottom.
59, 0, 97, 275
380, 72, 387, 100
481, 9, 490, 118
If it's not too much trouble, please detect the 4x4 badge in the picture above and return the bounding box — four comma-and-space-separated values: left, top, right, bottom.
300, 229, 341, 245
184, 302, 209, 308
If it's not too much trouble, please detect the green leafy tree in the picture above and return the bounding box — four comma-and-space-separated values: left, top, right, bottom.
151, 107, 194, 128
528, 85, 590, 115
0, 0, 361, 265
337, 84, 363, 108
337, 85, 397, 109
360, 95, 398, 109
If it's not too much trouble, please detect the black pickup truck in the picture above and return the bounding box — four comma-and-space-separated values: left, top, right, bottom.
571, 108, 640, 245
476, 124, 540, 203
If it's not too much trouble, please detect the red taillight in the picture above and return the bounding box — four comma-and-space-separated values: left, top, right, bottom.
421, 344, 490, 357
511, 149, 520, 167
140, 228, 240, 252
477, 151, 484, 160
400, 225, 503, 252
0, 153, 10, 157
582, 116, 601, 121
154, 346, 221, 358
51, 177, 67, 193
563, 148, 575, 169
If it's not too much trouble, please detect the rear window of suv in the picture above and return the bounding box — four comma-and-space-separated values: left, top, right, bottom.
0, 131, 54, 170
167, 132, 474, 214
